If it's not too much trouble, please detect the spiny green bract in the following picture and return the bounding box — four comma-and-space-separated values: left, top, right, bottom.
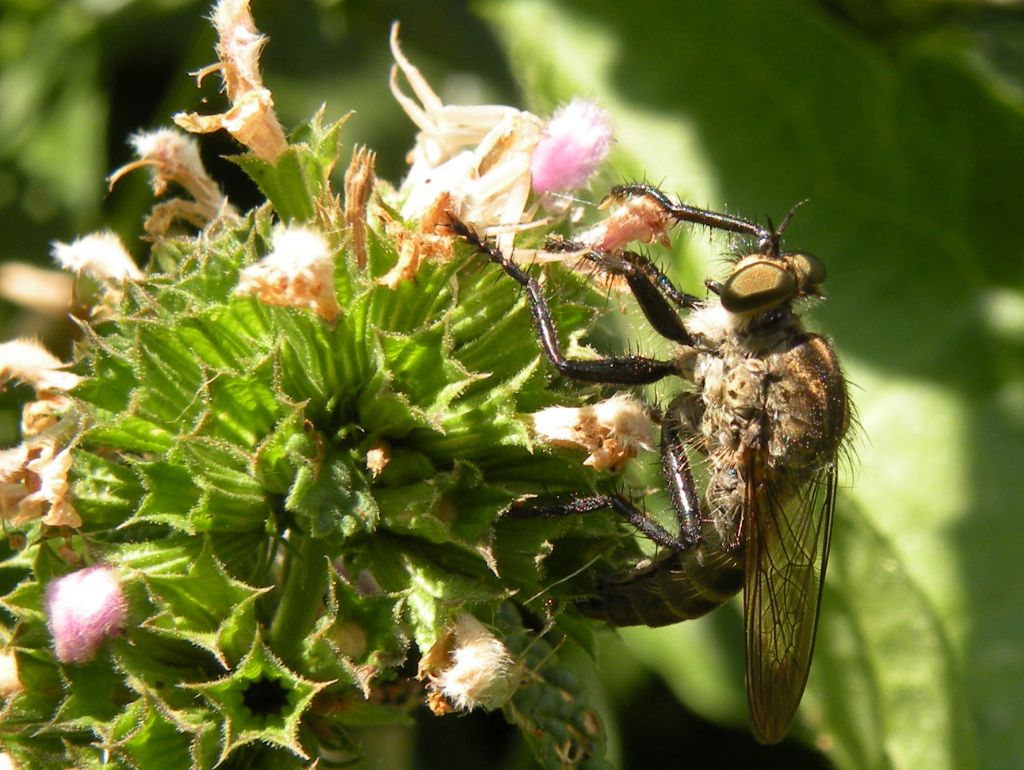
0, 113, 627, 769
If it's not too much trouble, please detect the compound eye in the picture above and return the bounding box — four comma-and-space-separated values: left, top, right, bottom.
786, 252, 827, 291
720, 260, 797, 314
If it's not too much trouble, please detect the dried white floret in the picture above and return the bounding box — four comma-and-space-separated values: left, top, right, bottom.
532, 393, 655, 471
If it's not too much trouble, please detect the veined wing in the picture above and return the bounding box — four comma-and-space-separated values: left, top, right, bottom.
743, 459, 837, 744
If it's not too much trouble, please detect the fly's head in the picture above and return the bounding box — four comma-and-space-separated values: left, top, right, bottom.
711, 250, 827, 316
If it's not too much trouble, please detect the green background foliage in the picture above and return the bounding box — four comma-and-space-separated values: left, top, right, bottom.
2, 0, 1022, 768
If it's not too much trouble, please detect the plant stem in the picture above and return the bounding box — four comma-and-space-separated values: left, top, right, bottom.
269, 530, 330, 665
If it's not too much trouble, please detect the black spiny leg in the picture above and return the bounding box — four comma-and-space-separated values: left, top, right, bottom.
610, 183, 780, 256
457, 224, 679, 385
660, 393, 704, 547
584, 250, 696, 344
504, 393, 706, 551
620, 251, 702, 310
507, 494, 693, 551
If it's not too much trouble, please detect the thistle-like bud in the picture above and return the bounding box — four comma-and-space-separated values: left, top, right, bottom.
44, 565, 128, 664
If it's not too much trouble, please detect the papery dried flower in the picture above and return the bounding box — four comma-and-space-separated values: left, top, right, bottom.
24, 442, 77, 528
531, 99, 613, 197
390, 23, 545, 256
51, 231, 142, 313
344, 145, 377, 270
235, 225, 340, 320
421, 614, 521, 714
45, 564, 127, 664
20, 394, 73, 437
379, 192, 456, 289
108, 129, 235, 236
0, 444, 32, 523
531, 393, 655, 471
174, 0, 288, 161
0, 338, 81, 394
1, 417, 80, 530
51, 232, 142, 283
0, 338, 78, 439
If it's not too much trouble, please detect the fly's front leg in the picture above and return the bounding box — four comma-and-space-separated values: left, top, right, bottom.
620, 251, 702, 310
584, 250, 697, 343
609, 183, 780, 256
456, 222, 679, 385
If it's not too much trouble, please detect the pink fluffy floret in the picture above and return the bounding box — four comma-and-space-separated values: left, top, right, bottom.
45, 565, 127, 664
530, 98, 613, 196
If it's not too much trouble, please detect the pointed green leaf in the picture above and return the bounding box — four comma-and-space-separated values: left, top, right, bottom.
176, 301, 274, 373
132, 461, 202, 530
55, 648, 131, 727
83, 414, 175, 453
70, 450, 145, 531
253, 408, 317, 495
176, 438, 263, 502
230, 112, 345, 224
112, 698, 196, 770
74, 350, 137, 414
285, 450, 378, 539
186, 633, 330, 764
204, 369, 283, 449
133, 325, 206, 427
143, 545, 268, 665
499, 603, 611, 770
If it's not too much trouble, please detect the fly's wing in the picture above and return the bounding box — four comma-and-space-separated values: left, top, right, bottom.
743, 460, 837, 745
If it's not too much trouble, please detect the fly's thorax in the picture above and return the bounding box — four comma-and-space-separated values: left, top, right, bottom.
695, 322, 846, 466
685, 296, 846, 528
764, 333, 849, 467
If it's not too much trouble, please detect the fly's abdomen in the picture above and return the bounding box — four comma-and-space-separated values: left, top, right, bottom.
580, 542, 744, 627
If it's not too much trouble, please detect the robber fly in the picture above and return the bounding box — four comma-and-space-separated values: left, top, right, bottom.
455, 183, 850, 744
